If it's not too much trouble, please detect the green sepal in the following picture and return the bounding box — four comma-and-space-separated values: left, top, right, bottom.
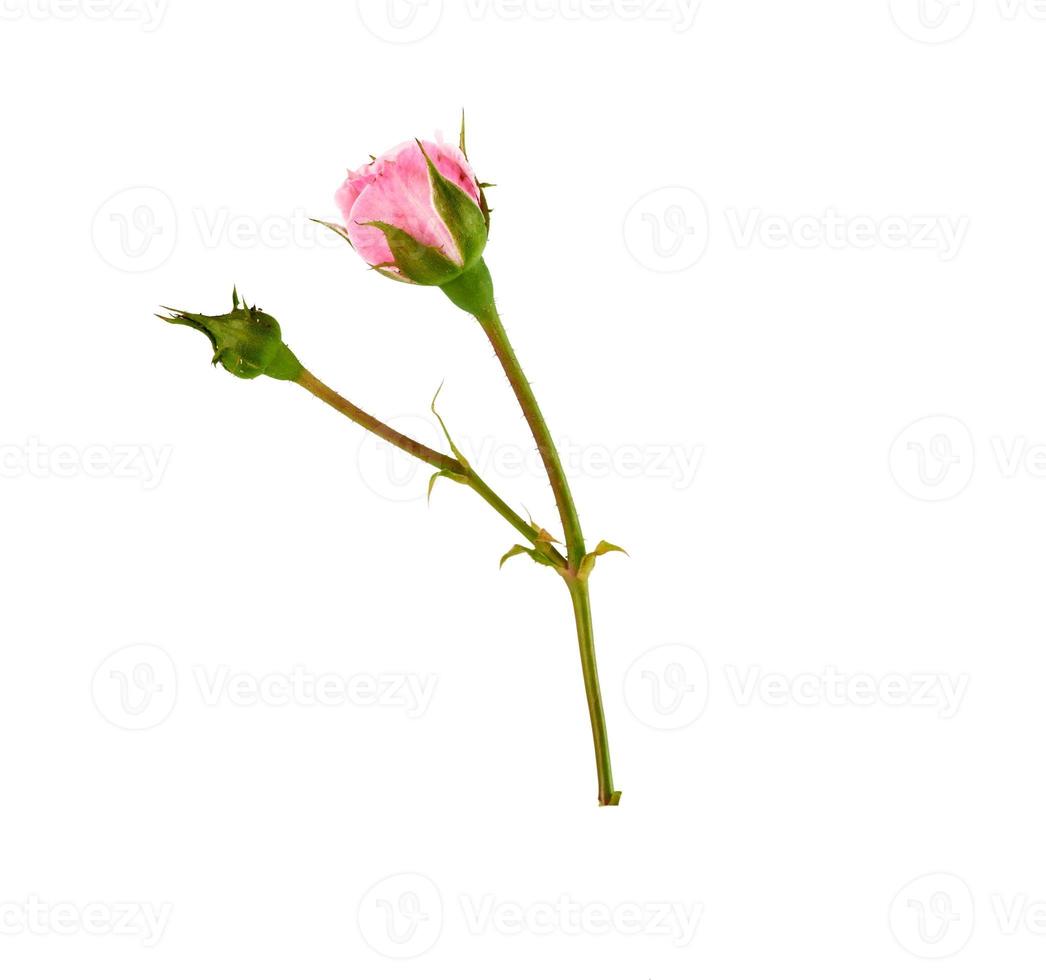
416, 139, 488, 271
456, 113, 492, 231
364, 220, 461, 286
577, 540, 629, 582
310, 217, 354, 248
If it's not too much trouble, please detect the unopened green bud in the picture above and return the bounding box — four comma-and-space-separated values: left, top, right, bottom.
157, 287, 302, 381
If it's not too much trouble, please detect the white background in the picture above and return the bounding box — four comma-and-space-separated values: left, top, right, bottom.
2, 0, 1045, 975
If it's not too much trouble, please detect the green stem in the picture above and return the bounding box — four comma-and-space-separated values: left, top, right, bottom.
567, 576, 619, 806
443, 260, 586, 568
442, 259, 620, 806
295, 366, 565, 568
297, 368, 457, 471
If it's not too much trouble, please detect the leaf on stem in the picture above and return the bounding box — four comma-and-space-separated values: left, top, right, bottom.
577, 540, 629, 582
499, 544, 559, 570
427, 468, 468, 503
430, 382, 471, 471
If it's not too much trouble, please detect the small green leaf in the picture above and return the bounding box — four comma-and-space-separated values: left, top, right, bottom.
427, 468, 468, 502
577, 540, 629, 582
499, 544, 559, 570
499, 544, 532, 569
430, 382, 470, 470
529, 549, 560, 568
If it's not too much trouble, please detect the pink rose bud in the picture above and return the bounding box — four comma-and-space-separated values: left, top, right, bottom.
335, 138, 488, 286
